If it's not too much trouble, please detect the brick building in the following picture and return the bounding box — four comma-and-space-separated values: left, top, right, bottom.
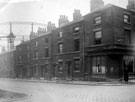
0, 50, 16, 78
13, 4, 135, 81
84, 4, 135, 80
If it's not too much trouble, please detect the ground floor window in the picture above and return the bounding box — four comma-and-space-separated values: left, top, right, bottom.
44, 64, 49, 74
58, 61, 63, 73
33, 65, 38, 75
74, 59, 80, 72
26, 66, 29, 76
123, 56, 135, 73
92, 56, 106, 74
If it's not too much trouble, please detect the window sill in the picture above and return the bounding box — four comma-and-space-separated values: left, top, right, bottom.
93, 23, 101, 26
74, 70, 80, 73
73, 32, 80, 35
124, 22, 131, 25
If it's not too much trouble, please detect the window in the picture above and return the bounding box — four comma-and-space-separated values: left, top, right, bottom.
34, 50, 38, 59
27, 46, 30, 51
58, 62, 63, 73
19, 56, 22, 63
19, 47, 21, 52
74, 26, 80, 33
35, 41, 38, 46
124, 14, 130, 23
45, 38, 49, 43
58, 43, 63, 53
27, 66, 29, 75
92, 56, 106, 74
74, 59, 80, 72
58, 32, 63, 38
27, 54, 30, 62
94, 30, 102, 44
94, 16, 101, 24
74, 39, 80, 51
44, 64, 49, 74
123, 56, 134, 73
124, 29, 131, 44
45, 48, 49, 57
34, 65, 38, 75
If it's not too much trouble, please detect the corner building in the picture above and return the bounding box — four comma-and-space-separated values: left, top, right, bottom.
84, 5, 135, 80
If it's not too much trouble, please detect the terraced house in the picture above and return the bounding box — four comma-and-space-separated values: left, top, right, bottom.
8, 0, 135, 81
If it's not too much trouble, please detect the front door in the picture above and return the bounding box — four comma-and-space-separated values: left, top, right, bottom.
67, 61, 72, 78
40, 65, 44, 78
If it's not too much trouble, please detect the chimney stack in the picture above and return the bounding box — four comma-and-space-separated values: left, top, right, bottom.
127, 0, 135, 11
73, 9, 82, 21
90, 0, 104, 12
58, 15, 69, 27
47, 21, 56, 32
37, 27, 46, 35
30, 32, 37, 39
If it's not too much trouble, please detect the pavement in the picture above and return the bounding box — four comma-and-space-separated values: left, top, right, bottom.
4, 78, 135, 86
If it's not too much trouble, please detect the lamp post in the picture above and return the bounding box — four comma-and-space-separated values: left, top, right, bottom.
7, 32, 16, 50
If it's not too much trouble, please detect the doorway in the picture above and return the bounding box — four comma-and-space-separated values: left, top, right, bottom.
67, 61, 72, 78
40, 65, 44, 78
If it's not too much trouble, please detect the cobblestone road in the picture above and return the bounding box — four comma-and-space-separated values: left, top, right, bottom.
0, 79, 135, 102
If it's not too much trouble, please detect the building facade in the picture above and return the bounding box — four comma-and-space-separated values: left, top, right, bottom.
3, 4, 135, 81
0, 50, 16, 78
84, 4, 135, 80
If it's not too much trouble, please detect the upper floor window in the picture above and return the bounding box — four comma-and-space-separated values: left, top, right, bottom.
73, 26, 80, 33
58, 32, 63, 38
45, 47, 49, 57
27, 46, 30, 51
45, 38, 49, 43
94, 30, 102, 44
74, 39, 80, 51
94, 16, 101, 24
27, 53, 30, 62
19, 47, 21, 52
19, 56, 21, 63
35, 41, 38, 46
58, 43, 63, 53
34, 50, 38, 59
124, 14, 130, 23
124, 29, 131, 44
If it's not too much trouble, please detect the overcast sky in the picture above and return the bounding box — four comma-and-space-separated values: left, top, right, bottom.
0, 0, 128, 52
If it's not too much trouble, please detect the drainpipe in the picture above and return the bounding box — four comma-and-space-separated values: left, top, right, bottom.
82, 20, 85, 80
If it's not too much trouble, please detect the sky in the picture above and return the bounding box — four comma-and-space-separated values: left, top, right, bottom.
0, 0, 128, 52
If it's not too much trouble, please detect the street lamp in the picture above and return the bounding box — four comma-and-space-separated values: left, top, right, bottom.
7, 32, 16, 50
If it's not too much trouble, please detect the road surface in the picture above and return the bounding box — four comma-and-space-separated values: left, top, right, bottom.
0, 79, 135, 102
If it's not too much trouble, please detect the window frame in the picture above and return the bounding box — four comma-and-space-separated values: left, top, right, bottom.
58, 31, 63, 38
94, 30, 102, 45
124, 14, 131, 23
74, 59, 80, 72
45, 47, 49, 57
94, 16, 101, 25
92, 56, 106, 74
34, 50, 38, 59
45, 38, 49, 44
124, 29, 131, 44
74, 38, 80, 51
73, 26, 80, 34
58, 61, 63, 73
58, 43, 63, 53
